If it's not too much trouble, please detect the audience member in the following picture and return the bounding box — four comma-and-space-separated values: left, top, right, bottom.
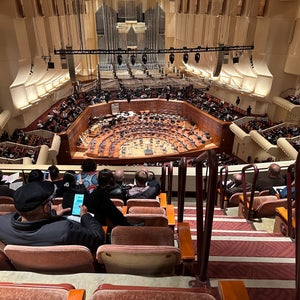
84, 171, 130, 229
0, 171, 15, 197
98, 169, 125, 201
48, 165, 64, 191
55, 170, 87, 197
0, 181, 105, 253
114, 169, 125, 186
28, 169, 44, 183
80, 158, 98, 193
127, 170, 157, 199
224, 173, 251, 198
255, 163, 285, 192
146, 170, 161, 196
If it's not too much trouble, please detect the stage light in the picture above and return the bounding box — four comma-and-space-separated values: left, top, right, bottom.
195, 52, 200, 63
183, 53, 188, 64
130, 54, 136, 65
233, 56, 239, 64
169, 53, 175, 64
47, 61, 55, 69
117, 54, 123, 65
142, 53, 147, 64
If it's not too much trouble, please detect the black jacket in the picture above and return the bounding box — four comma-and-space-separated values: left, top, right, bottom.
85, 187, 130, 226
0, 213, 104, 253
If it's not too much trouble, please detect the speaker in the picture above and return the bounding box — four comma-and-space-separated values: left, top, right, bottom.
213, 47, 224, 77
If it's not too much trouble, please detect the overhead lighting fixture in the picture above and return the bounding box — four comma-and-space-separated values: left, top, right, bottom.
117, 54, 123, 65
130, 54, 136, 65
233, 56, 239, 64
195, 52, 200, 63
142, 53, 147, 64
183, 53, 189, 64
169, 53, 175, 64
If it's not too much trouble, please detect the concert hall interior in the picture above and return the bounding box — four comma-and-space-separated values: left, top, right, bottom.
0, 1, 300, 299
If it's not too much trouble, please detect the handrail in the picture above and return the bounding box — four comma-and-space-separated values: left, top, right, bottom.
295, 151, 300, 300
193, 149, 218, 282
241, 164, 259, 220
177, 157, 187, 223
286, 163, 295, 238
219, 165, 228, 209
167, 161, 173, 205
160, 164, 166, 193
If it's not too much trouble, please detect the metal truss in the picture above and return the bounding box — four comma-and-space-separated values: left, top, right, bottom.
54, 45, 254, 55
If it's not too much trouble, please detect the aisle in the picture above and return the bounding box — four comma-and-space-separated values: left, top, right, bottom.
175, 205, 296, 300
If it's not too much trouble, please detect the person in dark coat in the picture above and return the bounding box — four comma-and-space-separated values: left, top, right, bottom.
0, 181, 105, 253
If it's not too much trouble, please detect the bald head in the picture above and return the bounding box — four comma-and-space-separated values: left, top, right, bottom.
268, 163, 281, 177
232, 173, 242, 184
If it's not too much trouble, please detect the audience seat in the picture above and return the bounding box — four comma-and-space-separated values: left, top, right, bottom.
125, 213, 168, 226
96, 244, 181, 276
91, 284, 215, 300
110, 226, 174, 246
0, 282, 85, 300
224, 191, 259, 208
127, 206, 165, 214
0, 196, 15, 216
126, 199, 160, 212
4, 245, 96, 274
111, 198, 124, 208
239, 195, 288, 220
0, 250, 15, 271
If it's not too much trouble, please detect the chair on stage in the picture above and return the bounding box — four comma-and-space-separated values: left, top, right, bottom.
4, 245, 96, 274
0, 282, 85, 300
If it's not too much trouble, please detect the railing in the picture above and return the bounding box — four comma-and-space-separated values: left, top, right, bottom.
176, 150, 218, 284
286, 163, 295, 238
218, 165, 229, 209
295, 151, 300, 300
241, 164, 259, 220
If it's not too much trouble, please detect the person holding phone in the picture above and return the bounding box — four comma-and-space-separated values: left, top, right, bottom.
0, 181, 105, 253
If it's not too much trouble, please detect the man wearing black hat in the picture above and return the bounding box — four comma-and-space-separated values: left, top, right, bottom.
0, 181, 105, 253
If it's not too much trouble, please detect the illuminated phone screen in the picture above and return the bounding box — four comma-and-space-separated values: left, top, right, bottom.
72, 194, 84, 216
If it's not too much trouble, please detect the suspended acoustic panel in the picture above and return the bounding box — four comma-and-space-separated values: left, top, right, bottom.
213, 49, 224, 77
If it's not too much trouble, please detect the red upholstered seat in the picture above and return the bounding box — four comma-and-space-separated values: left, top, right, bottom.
91, 284, 215, 300
0, 282, 85, 300
4, 245, 96, 274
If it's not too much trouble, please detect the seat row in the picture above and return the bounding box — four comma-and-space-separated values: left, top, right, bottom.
0, 280, 249, 300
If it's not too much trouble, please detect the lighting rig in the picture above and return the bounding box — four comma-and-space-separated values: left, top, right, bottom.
54, 45, 254, 64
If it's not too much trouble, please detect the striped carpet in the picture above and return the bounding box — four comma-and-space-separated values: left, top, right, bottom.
175, 206, 296, 300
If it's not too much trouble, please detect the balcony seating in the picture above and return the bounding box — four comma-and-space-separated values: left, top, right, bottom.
0, 282, 85, 300
91, 284, 215, 300
4, 245, 96, 274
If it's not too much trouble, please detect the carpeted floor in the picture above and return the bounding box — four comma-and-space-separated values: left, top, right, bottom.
174, 203, 296, 300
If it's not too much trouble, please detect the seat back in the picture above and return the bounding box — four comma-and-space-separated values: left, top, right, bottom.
0, 282, 85, 300
111, 226, 174, 246
111, 198, 124, 207
228, 191, 259, 207
253, 196, 288, 219
0, 196, 15, 216
128, 206, 165, 214
4, 244, 96, 274
96, 244, 181, 276
125, 213, 168, 226
126, 199, 160, 212
0, 250, 15, 270
92, 284, 215, 300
